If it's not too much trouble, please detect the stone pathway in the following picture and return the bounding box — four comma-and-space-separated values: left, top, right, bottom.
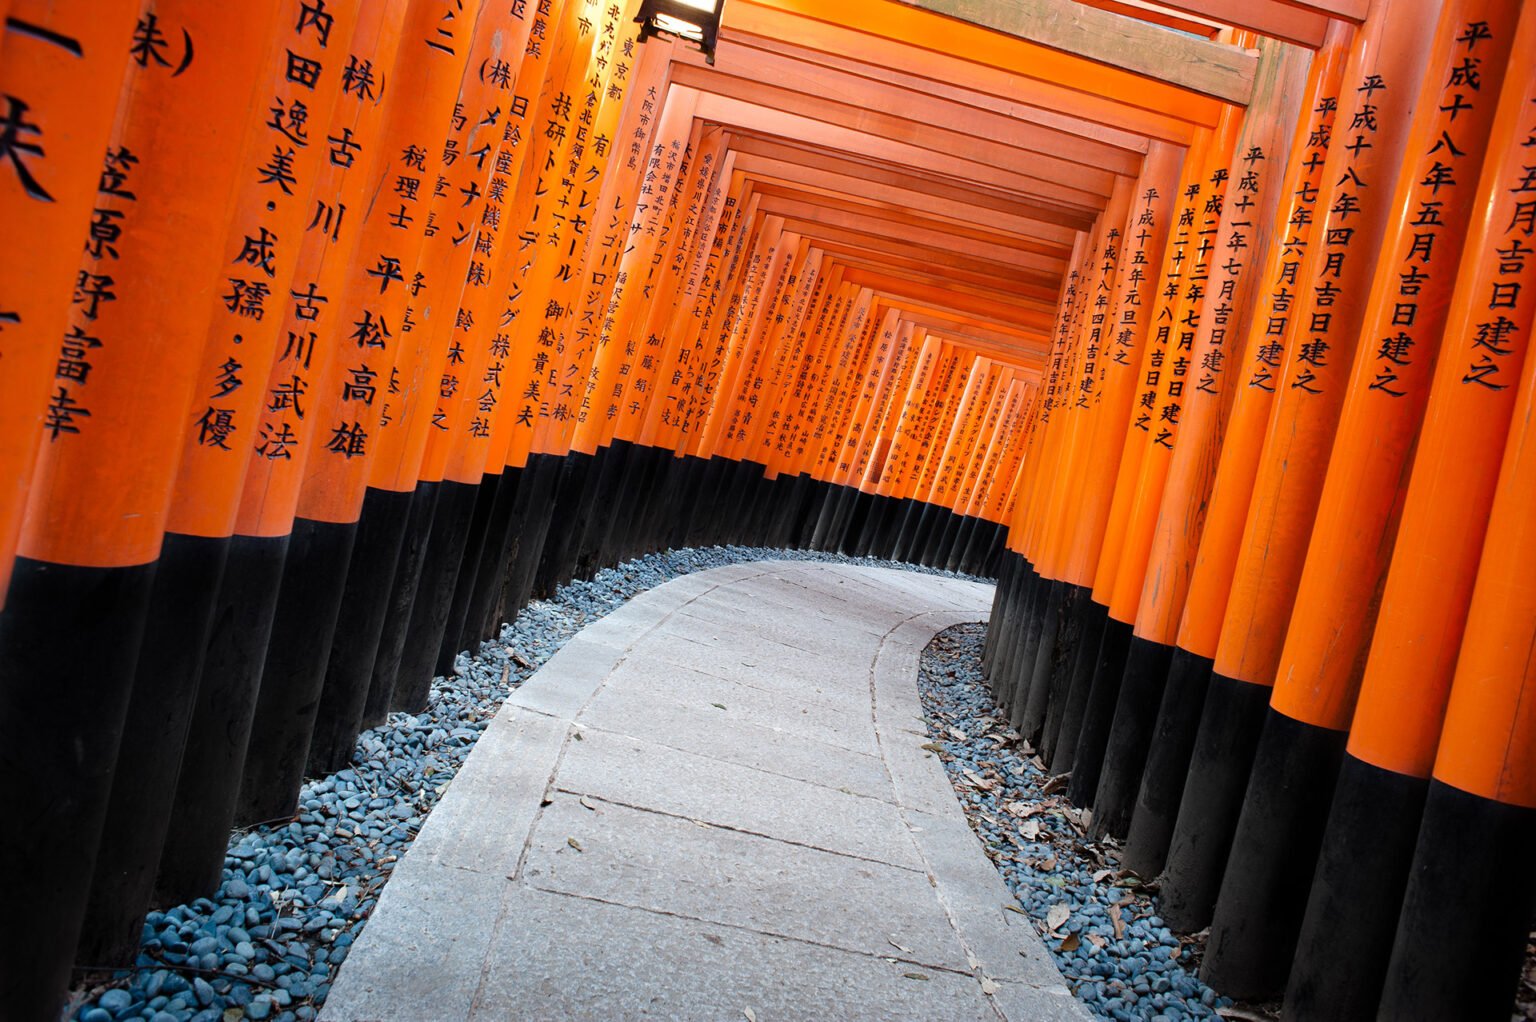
320, 561, 1090, 1021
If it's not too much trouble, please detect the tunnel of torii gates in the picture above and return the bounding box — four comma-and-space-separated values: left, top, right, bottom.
0, 0, 1534, 1017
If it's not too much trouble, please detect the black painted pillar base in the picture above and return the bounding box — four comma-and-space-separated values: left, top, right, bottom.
1019, 580, 1071, 747
1065, 614, 1133, 808
394, 478, 481, 713
159, 535, 288, 904
1378, 780, 1536, 1022
374, 483, 442, 714
1201, 710, 1346, 999
1159, 671, 1272, 933
1005, 576, 1052, 730
1049, 597, 1108, 775
235, 517, 358, 827
435, 470, 502, 676
1039, 583, 1089, 765
80, 532, 228, 968
1091, 635, 1175, 842
1284, 755, 1427, 1021
1123, 647, 1215, 878
0, 557, 155, 1019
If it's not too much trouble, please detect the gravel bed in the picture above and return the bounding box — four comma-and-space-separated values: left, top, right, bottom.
915, 623, 1237, 1022
70, 545, 981, 1022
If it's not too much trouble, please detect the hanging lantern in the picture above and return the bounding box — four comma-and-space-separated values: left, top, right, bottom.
635, 0, 726, 65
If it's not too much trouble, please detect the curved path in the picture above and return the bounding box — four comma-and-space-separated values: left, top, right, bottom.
321, 561, 1090, 1021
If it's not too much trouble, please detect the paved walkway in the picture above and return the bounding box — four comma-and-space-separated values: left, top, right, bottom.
321, 561, 1090, 1021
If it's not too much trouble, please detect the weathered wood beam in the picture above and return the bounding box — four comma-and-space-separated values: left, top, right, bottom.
1118, 0, 1331, 47
899, 0, 1258, 104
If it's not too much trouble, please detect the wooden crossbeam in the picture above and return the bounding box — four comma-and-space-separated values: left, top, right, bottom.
898, 0, 1259, 104
1115, 0, 1332, 47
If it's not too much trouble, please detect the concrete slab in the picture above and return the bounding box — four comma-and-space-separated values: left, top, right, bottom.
322, 561, 1092, 1022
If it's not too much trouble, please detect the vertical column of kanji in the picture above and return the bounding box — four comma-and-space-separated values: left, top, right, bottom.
631, 177, 756, 555
819, 305, 903, 554
607, 126, 727, 556
1049, 148, 1182, 781
1098, 57, 1300, 844
721, 237, 819, 547
84, 0, 363, 957
845, 317, 917, 558
931, 360, 1005, 567
307, 3, 543, 774
912, 355, 994, 564
0, 2, 141, 604
424, 0, 594, 654
704, 228, 802, 547
865, 328, 931, 552
175, 0, 485, 843
1024, 201, 1131, 767
1127, 31, 1348, 887
877, 332, 943, 559
506, 3, 648, 598
790, 283, 864, 549
0, 4, 286, 1013
965, 378, 1033, 576
306, 0, 529, 747
1291, 14, 1536, 1016
946, 365, 1014, 573
802, 287, 877, 550
897, 343, 967, 561
1377, 104, 1536, 1015
556, 45, 698, 575
259, 1, 479, 780
1203, 0, 1523, 1001
491, 3, 647, 612
1158, 21, 1354, 934
991, 289, 1077, 725
341, 2, 544, 734
379, 4, 565, 717
600, 139, 736, 560
1055, 134, 1214, 785
1178, 0, 1447, 951
755, 252, 836, 549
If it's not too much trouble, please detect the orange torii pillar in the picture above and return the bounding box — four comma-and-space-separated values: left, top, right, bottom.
1121, 20, 1353, 884
1155, 0, 1444, 939
1286, 6, 1536, 1016
1203, 0, 1519, 998
83, 0, 366, 963
1093, 37, 1309, 846
0, 3, 287, 1014
1376, 225, 1536, 1016
155, 0, 492, 904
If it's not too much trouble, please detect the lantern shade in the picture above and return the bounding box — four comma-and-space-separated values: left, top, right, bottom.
636, 0, 726, 64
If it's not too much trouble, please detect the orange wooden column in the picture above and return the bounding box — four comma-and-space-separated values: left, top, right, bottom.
88, 0, 365, 958
1104, 37, 1314, 862
1378, 163, 1536, 1010
1158, 17, 1356, 934
0, 3, 287, 1014
1205, 0, 1521, 999
1157, 0, 1447, 948
0, 0, 142, 605
1287, 7, 1536, 1016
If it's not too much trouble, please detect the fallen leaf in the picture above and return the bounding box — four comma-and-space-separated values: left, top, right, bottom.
1059, 933, 1080, 952
579, 796, 597, 811
1038, 856, 1057, 871
889, 939, 913, 954
1003, 903, 1027, 915
903, 973, 930, 982
1109, 903, 1125, 940
920, 742, 945, 752
743, 1010, 757, 1022
1092, 869, 1114, 883
947, 726, 969, 742
1169, 945, 1182, 960
572, 731, 584, 742
1216, 1009, 1276, 1022
567, 837, 584, 852
711, 702, 727, 710
1087, 933, 1107, 951
966, 951, 980, 971
1046, 903, 1070, 932
1019, 819, 1042, 841
512, 653, 531, 669
1040, 774, 1071, 796
980, 977, 999, 995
